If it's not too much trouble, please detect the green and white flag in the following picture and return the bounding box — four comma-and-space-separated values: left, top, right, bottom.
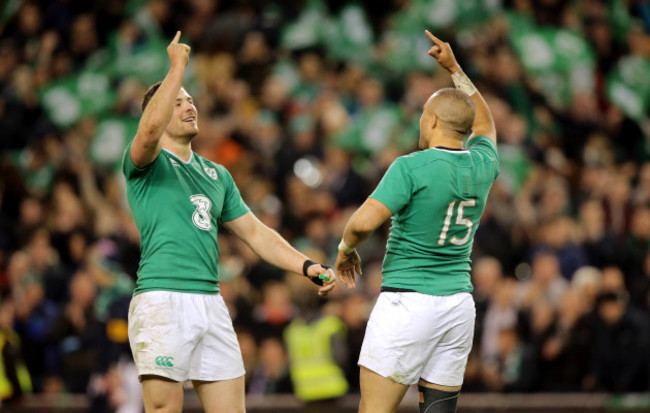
509, 13, 595, 107
336, 104, 401, 153
324, 4, 374, 64
280, 0, 328, 50
39, 69, 116, 127
607, 55, 650, 122
90, 115, 140, 170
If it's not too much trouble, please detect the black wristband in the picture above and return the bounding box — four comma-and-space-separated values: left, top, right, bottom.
302, 260, 332, 286
302, 259, 317, 277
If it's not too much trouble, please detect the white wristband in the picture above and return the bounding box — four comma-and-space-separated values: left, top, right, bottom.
338, 239, 355, 254
451, 68, 478, 96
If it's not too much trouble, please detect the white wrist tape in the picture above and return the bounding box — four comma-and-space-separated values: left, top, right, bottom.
451, 68, 478, 96
338, 239, 355, 254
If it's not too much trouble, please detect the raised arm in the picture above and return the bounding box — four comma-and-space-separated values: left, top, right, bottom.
130, 31, 191, 167
223, 212, 336, 296
425, 30, 496, 145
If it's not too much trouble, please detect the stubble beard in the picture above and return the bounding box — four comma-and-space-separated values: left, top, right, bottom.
167, 128, 198, 144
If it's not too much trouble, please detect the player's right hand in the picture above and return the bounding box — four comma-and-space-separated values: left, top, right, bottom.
168, 31, 191, 68
425, 30, 459, 74
305, 263, 337, 297
335, 249, 362, 289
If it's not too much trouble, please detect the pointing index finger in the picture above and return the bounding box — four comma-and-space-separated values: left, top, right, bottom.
171, 31, 181, 45
425, 30, 444, 47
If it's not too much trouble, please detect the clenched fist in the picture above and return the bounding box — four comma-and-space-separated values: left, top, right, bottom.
425, 30, 459, 74
168, 31, 191, 68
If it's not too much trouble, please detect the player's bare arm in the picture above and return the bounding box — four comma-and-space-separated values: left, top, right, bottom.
131, 31, 191, 167
223, 212, 336, 296
425, 30, 496, 144
336, 198, 392, 288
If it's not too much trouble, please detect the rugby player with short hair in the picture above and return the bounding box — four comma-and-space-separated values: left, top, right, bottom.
123, 31, 335, 413
335, 31, 498, 413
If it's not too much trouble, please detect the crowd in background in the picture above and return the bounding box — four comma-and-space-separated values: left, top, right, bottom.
1, 0, 650, 409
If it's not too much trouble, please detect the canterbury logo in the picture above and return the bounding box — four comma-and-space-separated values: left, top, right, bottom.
155, 356, 174, 368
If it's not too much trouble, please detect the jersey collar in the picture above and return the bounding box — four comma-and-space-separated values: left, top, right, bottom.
163, 148, 194, 164
433, 146, 469, 153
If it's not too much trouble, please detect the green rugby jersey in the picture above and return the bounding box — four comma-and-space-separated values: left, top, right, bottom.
370, 136, 499, 296
122, 143, 249, 295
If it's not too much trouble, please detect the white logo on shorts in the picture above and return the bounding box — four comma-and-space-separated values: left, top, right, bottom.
204, 167, 218, 180
190, 194, 213, 231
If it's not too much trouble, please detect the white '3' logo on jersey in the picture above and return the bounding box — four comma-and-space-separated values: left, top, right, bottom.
190, 194, 212, 231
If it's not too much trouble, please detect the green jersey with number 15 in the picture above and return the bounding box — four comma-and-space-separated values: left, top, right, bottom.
122, 143, 249, 296
370, 136, 499, 296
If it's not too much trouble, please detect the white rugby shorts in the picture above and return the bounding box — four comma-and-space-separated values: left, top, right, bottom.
358, 291, 475, 386
128, 291, 245, 382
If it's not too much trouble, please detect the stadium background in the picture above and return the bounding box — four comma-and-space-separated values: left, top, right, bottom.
0, 0, 649, 411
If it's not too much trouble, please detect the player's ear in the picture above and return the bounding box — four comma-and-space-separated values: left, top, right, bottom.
430, 113, 438, 130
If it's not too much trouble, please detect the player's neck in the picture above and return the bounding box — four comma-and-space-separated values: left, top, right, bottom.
427, 133, 463, 150
162, 135, 193, 162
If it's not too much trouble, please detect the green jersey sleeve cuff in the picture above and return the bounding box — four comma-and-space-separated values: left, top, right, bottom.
369, 158, 412, 215
467, 135, 497, 153
122, 142, 158, 178
220, 205, 250, 223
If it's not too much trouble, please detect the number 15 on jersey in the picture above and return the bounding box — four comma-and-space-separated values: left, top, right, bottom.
437, 199, 476, 246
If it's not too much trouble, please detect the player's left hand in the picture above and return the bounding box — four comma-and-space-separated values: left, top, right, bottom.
425, 30, 460, 74
335, 250, 362, 289
306, 263, 337, 297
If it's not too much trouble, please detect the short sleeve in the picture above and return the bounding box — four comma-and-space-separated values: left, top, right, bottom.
219, 167, 250, 223
122, 141, 158, 180
467, 135, 500, 179
369, 157, 413, 215
467, 135, 498, 159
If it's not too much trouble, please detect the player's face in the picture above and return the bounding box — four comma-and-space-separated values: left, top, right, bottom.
167, 88, 198, 139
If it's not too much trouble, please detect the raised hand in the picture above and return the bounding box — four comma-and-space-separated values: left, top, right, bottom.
425, 30, 459, 74
167, 31, 191, 68
335, 249, 362, 289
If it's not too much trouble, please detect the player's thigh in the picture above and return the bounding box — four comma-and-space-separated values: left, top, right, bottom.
421, 293, 475, 387
188, 295, 246, 382
192, 376, 245, 413
141, 375, 184, 413
359, 366, 409, 413
128, 291, 199, 381
358, 292, 435, 386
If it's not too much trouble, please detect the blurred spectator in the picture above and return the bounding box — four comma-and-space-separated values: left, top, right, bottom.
481, 278, 518, 364
533, 215, 588, 279
623, 206, 650, 275
252, 281, 296, 341
483, 325, 538, 393
47, 271, 98, 392
472, 256, 503, 348
339, 293, 370, 393
578, 199, 619, 268
591, 292, 649, 392
247, 337, 293, 395
0, 299, 32, 403
538, 287, 593, 391
284, 298, 348, 405
516, 251, 569, 308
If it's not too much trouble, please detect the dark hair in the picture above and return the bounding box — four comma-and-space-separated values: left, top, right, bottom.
141, 81, 163, 112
